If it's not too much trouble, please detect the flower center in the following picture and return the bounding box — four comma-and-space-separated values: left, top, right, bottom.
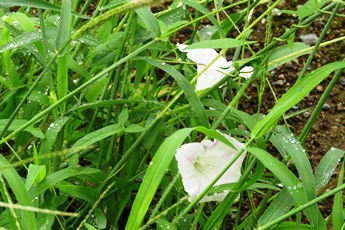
194, 156, 214, 172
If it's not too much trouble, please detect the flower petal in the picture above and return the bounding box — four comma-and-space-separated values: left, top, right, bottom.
175, 134, 246, 203
239, 66, 254, 79
177, 43, 232, 91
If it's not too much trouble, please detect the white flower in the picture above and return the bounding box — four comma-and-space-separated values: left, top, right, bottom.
175, 134, 246, 203
177, 43, 254, 91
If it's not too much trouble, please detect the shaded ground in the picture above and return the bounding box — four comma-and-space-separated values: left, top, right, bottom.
243, 1, 345, 164
237, 1, 345, 221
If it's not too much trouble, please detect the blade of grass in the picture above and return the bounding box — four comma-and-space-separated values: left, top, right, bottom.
246, 147, 325, 229
314, 147, 344, 192
136, 6, 160, 37
2, 0, 88, 18
0, 176, 21, 230
72, 124, 124, 147
258, 188, 295, 226
125, 128, 194, 229
29, 166, 101, 199
257, 183, 345, 230
299, 67, 344, 144
180, 0, 224, 38
139, 57, 210, 128
0, 155, 37, 230
270, 128, 321, 228
56, 0, 71, 113
252, 61, 345, 138
331, 159, 344, 229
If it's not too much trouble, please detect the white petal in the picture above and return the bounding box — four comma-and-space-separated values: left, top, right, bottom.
239, 66, 254, 79
175, 134, 246, 203
177, 44, 232, 91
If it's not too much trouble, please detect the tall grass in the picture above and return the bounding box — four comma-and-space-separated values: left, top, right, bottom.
0, 0, 344, 229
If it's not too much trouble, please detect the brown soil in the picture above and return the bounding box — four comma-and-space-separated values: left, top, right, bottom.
237, 1, 345, 223
242, 2, 345, 164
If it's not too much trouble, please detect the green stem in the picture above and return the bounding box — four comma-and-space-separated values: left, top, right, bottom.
297, 3, 341, 81
255, 2, 337, 57
149, 172, 181, 219
298, 66, 344, 144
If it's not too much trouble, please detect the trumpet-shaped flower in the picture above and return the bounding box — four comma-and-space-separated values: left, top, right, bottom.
177, 43, 254, 91
175, 134, 246, 203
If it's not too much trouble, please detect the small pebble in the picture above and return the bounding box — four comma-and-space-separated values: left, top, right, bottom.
299, 34, 319, 45
272, 8, 281, 16
292, 106, 299, 110
322, 103, 331, 110
316, 85, 324, 92
303, 111, 311, 118
336, 103, 345, 111
340, 79, 345, 86
272, 79, 284, 86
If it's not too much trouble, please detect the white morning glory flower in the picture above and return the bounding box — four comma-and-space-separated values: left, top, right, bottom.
177, 43, 254, 91
175, 134, 246, 203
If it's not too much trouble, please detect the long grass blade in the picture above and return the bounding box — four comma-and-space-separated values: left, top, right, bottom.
0, 155, 37, 229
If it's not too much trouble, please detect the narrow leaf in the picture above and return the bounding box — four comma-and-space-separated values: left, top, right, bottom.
126, 128, 194, 229
0, 119, 44, 138
139, 57, 209, 128
0, 155, 37, 229
252, 61, 345, 138
314, 147, 344, 191
136, 7, 160, 37
186, 38, 254, 49
73, 124, 124, 147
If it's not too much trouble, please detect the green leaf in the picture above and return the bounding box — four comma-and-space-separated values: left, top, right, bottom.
54, 182, 99, 204
0, 119, 44, 138
126, 128, 194, 229
332, 160, 344, 229
29, 167, 101, 198
73, 124, 124, 147
1, 0, 88, 18
271, 127, 316, 201
274, 222, 313, 230
258, 189, 294, 226
268, 43, 311, 70
139, 57, 209, 128
180, 0, 224, 38
118, 108, 129, 125
0, 28, 58, 53
0, 155, 37, 230
39, 117, 69, 154
297, 0, 329, 20
252, 61, 345, 138
314, 147, 344, 191
247, 147, 322, 228
125, 124, 146, 133
56, 0, 71, 55
56, 0, 71, 111
186, 38, 254, 49
136, 7, 160, 37
268, 126, 325, 228
156, 218, 176, 230
25, 164, 46, 190
93, 207, 107, 229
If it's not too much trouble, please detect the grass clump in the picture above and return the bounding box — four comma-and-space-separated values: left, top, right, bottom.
0, 0, 344, 229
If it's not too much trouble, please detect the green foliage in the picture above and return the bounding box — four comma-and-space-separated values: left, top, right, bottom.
0, 0, 344, 229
